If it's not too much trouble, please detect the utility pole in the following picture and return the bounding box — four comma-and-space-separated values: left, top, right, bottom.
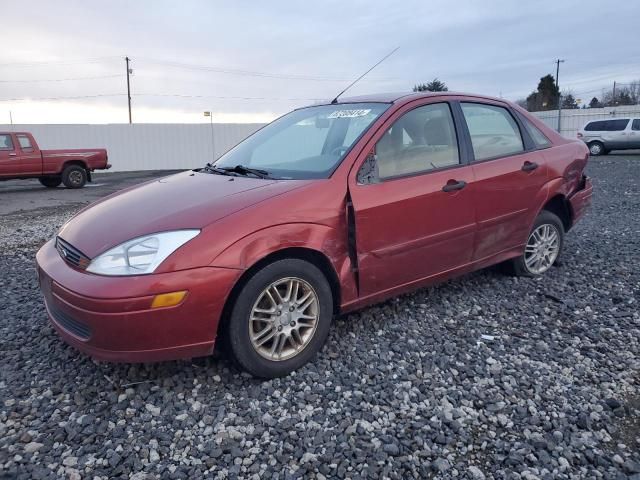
9, 111, 13, 126
555, 59, 565, 134
612, 81, 617, 106
204, 111, 215, 162
125, 56, 132, 124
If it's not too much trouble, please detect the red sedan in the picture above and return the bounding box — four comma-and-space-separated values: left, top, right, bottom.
36, 92, 593, 377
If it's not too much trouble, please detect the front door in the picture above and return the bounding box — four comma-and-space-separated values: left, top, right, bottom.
458, 101, 549, 260
349, 100, 476, 297
0, 133, 19, 177
15, 133, 42, 176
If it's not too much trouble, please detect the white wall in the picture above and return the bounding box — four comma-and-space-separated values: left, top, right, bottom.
0, 123, 264, 172
532, 105, 640, 139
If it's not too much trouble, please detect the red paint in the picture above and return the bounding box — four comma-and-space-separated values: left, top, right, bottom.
35, 92, 592, 362
0, 132, 110, 180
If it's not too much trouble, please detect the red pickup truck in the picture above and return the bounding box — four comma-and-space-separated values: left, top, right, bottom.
0, 132, 110, 188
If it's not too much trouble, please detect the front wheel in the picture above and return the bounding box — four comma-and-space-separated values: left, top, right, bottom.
225, 259, 333, 378
39, 176, 62, 188
510, 211, 564, 276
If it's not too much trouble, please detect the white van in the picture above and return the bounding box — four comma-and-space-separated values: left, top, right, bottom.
577, 118, 640, 155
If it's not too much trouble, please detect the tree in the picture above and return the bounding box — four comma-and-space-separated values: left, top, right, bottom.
515, 98, 528, 109
589, 97, 602, 109
561, 93, 578, 109
525, 74, 559, 112
413, 78, 448, 92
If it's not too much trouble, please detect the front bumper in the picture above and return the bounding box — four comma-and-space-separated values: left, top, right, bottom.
36, 239, 241, 362
569, 175, 593, 226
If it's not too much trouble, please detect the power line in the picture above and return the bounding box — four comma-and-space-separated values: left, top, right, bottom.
0, 56, 121, 67
136, 57, 392, 83
0, 94, 125, 102
135, 93, 324, 102
0, 74, 121, 84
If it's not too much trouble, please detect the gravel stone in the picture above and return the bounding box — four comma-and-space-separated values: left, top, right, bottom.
1, 158, 639, 478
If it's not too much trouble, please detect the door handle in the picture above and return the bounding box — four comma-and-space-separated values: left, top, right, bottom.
521, 161, 538, 172
9, 153, 17, 156
442, 180, 467, 192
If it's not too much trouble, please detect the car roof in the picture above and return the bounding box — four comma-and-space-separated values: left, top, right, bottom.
306, 91, 513, 107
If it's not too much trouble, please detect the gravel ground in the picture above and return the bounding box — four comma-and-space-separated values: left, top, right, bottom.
1, 157, 639, 479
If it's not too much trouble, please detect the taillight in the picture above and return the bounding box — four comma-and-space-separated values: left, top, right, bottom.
577, 132, 583, 138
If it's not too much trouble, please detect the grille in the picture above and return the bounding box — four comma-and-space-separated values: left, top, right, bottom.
55, 237, 91, 270
50, 303, 92, 340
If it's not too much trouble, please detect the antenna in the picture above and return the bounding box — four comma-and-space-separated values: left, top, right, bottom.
331, 47, 399, 104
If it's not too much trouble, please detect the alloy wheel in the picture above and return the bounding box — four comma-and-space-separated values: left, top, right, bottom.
249, 277, 319, 361
524, 223, 560, 274
589, 143, 602, 155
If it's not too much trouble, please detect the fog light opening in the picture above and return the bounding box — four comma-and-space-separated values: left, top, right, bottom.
151, 291, 187, 309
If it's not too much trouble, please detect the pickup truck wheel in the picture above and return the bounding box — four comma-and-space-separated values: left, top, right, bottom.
62, 165, 87, 189
509, 211, 564, 276
39, 177, 62, 188
224, 259, 333, 378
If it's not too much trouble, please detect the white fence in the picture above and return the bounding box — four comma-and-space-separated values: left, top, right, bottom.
0, 123, 264, 172
532, 104, 640, 139
3, 106, 639, 173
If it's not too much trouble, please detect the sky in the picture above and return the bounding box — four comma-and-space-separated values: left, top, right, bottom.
1, 0, 639, 124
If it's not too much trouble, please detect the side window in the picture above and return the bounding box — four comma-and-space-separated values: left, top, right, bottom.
521, 116, 551, 148
0, 134, 14, 151
461, 103, 524, 161
606, 119, 629, 131
632, 119, 640, 131
373, 103, 460, 180
17, 135, 33, 150
585, 121, 605, 131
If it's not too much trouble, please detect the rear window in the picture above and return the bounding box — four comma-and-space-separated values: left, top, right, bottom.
585, 119, 629, 131
520, 116, 551, 148
17, 135, 32, 150
0, 134, 14, 151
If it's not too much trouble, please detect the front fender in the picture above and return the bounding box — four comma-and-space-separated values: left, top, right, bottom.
210, 223, 357, 306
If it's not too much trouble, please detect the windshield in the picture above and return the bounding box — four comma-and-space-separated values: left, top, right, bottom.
213, 103, 389, 179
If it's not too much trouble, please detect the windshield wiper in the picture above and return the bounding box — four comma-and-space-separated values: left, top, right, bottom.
220, 164, 270, 179
203, 163, 236, 176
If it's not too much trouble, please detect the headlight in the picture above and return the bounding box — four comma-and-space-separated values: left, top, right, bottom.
86, 230, 200, 276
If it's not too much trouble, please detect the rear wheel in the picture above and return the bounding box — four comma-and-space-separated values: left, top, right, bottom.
510, 211, 564, 276
588, 141, 604, 156
225, 259, 333, 378
39, 176, 61, 188
62, 165, 87, 189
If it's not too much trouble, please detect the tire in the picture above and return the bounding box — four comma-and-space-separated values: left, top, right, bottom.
509, 210, 564, 277
602, 149, 611, 155
588, 141, 604, 156
225, 258, 333, 378
39, 176, 62, 188
62, 165, 87, 188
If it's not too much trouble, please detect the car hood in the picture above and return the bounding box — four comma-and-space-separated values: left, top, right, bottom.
58, 171, 307, 258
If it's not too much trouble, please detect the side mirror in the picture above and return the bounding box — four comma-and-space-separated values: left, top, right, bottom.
356, 152, 379, 185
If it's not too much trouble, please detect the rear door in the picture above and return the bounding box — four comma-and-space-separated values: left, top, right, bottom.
349, 99, 477, 297
0, 133, 19, 177
459, 101, 548, 261
15, 134, 42, 175
604, 119, 630, 149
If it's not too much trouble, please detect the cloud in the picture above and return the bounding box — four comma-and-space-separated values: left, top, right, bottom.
1, 0, 638, 123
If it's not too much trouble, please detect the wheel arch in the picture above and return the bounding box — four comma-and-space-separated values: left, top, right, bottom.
541, 193, 572, 231
217, 246, 343, 338
60, 159, 89, 173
